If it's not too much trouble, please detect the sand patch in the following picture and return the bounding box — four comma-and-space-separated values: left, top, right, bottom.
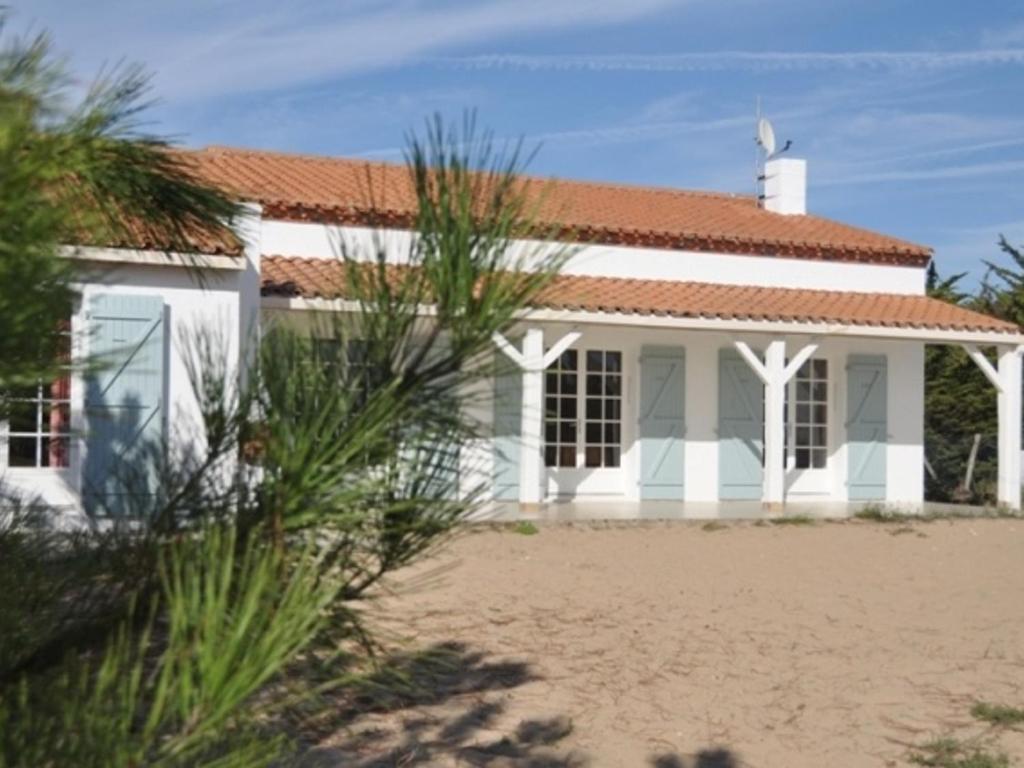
307, 519, 1024, 767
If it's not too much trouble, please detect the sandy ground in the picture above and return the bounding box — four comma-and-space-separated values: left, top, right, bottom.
305, 518, 1024, 767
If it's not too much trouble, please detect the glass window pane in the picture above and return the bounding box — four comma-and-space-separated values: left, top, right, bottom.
42, 437, 69, 468
605, 352, 622, 372
10, 384, 40, 401
560, 350, 577, 369
605, 399, 621, 420
545, 397, 558, 417
559, 422, 576, 443
812, 382, 827, 402
604, 446, 620, 467
8, 402, 37, 433
795, 426, 810, 447
586, 350, 603, 371
813, 404, 827, 424
561, 373, 577, 393
586, 398, 602, 419
812, 426, 827, 447
795, 403, 810, 423
544, 446, 557, 467
585, 446, 602, 467
797, 359, 811, 378
586, 374, 602, 395
795, 448, 810, 469
813, 359, 828, 378
559, 446, 576, 467
796, 381, 811, 400
8, 437, 36, 467
562, 398, 577, 420
605, 376, 621, 396
604, 423, 620, 445
545, 423, 557, 443
812, 449, 827, 469
545, 372, 558, 393
586, 423, 601, 444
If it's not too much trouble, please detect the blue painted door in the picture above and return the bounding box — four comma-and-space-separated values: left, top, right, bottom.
639, 347, 686, 500
84, 294, 166, 517
846, 355, 887, 500
718, 349, 764, 500
493, 362, 522, 501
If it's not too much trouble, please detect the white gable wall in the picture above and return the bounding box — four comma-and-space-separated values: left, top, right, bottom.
3, 262, 245, 527
260, 219, 928, 295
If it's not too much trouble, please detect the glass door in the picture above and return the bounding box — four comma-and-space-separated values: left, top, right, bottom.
786, 357, 831, 494
543, 349, 624, 490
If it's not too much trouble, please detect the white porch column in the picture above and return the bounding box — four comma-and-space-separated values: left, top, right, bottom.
734, 338, 819, 510
762, 340, 787, 508
963, 343, 1023, 510
997, 347, 1022, 509
492, 327, 581, 511
519, 328, 545, 509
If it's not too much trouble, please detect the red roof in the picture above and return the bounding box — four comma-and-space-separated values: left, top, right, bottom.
261, 256, 1017, 335
189, 146, 932, 267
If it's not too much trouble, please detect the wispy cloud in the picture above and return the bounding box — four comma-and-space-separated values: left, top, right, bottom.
26, 0, 685, 103
980, 21, 1024, 48
351, 112, 756, 161
820, 159, 1024, 186
434, 49, 1024, 73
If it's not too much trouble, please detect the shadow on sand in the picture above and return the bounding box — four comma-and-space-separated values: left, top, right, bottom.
296, 641, 744, 767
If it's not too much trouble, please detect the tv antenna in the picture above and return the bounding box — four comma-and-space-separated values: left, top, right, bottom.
754, 98, 792, 204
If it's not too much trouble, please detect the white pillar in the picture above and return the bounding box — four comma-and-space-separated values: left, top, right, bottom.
493, 328, 580, 512
519, 328, 545, 509
734, 338, 818, 511
997, 347, 1022, 509
964, 343, 1022, 511
236, 202, 263, 383
763, 339, 787, 508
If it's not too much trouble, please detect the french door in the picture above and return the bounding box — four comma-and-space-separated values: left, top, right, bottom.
543, 348, 625, 495
786, 356, 831, 494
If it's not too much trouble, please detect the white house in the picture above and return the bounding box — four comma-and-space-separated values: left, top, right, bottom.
5, 145, 1022, 520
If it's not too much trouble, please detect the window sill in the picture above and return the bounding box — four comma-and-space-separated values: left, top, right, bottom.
3, 467, 73, 476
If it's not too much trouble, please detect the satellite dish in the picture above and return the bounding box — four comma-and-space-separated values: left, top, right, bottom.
757, 117, 776, 156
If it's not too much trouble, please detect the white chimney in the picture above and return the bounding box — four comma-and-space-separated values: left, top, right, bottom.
762, 157, 806, 215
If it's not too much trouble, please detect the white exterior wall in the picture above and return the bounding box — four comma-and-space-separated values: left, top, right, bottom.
2, 262, 246, 525
7, 207, 932, 520
465, 325, 925, 507
260, 220, 927, 295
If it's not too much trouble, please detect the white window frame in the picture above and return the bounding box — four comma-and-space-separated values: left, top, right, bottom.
1, 379, 73, 470
544, 347, 624, 470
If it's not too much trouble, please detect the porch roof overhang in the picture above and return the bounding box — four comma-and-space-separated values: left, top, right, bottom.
260, 255, 1024, 346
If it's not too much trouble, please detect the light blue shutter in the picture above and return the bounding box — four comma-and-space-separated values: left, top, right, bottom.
493, 362, 522, 501
84, 294, 166, 517
428, 340, 461, 500
718, 348, 764, 500
847, 355, 887, 500
639, 347, 686, 500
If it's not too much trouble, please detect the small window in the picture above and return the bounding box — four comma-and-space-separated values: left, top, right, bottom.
3, 376, 72, 469
313, 338, 388, 407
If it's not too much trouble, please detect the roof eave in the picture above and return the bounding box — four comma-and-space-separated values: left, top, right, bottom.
259, 294, 1023, 346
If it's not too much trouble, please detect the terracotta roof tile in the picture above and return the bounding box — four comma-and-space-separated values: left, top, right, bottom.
261, 256, 1018, 335
189, 146, 932, 267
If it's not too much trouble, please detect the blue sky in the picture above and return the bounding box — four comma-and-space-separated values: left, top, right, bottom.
22, 0, 1024, 286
